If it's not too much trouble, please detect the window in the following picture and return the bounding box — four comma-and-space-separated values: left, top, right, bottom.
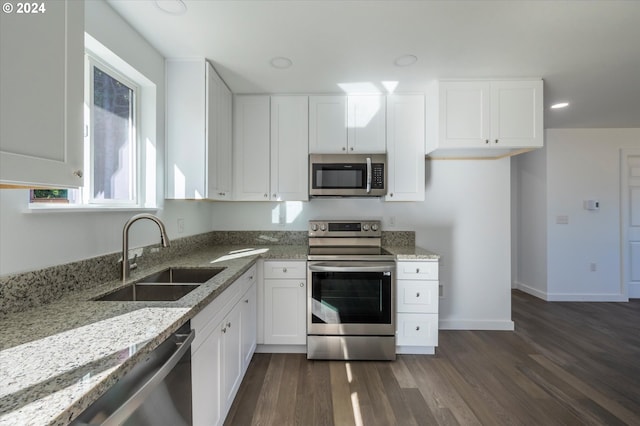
85, 57, 139, 205
31, 34, 157, 209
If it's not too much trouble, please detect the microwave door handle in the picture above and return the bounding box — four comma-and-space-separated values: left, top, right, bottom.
366, 157, 372, 193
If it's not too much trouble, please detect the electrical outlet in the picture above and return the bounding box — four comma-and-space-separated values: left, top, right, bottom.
590, 262, 597, 272
389, 216, 396, 227
177, 218, 185, 234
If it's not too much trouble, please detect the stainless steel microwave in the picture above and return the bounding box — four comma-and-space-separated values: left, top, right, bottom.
309, 154, 387, 197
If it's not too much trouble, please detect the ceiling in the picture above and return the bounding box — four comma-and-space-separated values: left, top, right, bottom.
106, 0, 640, 129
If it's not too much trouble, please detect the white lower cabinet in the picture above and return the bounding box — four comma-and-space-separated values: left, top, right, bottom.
396, 260, 439, 354
192, 265, 257, 426
263, 261, 307, 346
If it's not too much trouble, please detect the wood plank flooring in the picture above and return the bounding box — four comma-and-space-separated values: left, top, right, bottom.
225, 291, 640, 425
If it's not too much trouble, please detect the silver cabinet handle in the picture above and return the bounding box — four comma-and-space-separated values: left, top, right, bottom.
101, 330, 195, 426
299, 282, 304, 287
416, 292, 420, 298
309, 262, 395, 273
416, 326, 420, 331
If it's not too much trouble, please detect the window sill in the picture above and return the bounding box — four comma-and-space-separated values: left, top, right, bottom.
25, 204, 159, 214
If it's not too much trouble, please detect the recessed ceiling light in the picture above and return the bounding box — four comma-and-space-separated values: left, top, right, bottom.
394, 54, 418, 67
551, 102, 570, 109
270, 57, 293, 69
154, 0, 187, 15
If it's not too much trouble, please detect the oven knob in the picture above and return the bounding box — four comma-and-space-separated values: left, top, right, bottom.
371, 224, 379, 231
363, 224, 370, 231
320, 224, 326, 231
311, 224, 318, 232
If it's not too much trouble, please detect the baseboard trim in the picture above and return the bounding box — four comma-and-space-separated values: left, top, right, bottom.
255, 344, 306, 354
629, 283, 640, 299
514, 281, 628, 302
514, 281, 548, 300
396, 346, 436, 355
439, 319, 515, 331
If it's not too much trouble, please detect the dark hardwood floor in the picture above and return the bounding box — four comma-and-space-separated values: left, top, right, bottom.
225, 291, 640, 425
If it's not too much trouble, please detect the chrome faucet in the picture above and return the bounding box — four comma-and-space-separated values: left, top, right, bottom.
121, 213, 170, 281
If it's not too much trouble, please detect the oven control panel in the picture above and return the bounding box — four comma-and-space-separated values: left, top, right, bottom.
309, 220, 381, 237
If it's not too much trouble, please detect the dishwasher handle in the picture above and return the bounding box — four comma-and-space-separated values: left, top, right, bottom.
100, 329, 195, 426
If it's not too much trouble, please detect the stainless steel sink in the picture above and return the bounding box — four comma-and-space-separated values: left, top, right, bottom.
94, 283, 201, 301
93, 267, 226, 302
136, 267, 226, 284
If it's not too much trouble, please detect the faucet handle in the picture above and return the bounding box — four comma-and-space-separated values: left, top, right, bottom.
129, 253, 138, 271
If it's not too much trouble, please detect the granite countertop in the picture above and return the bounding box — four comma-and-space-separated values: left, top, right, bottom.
0, 243, 437, 425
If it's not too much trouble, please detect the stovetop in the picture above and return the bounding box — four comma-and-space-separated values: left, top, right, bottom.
307, 219, 394, 261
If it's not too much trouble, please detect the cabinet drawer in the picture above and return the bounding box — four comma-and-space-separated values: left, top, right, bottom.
397, 281, 438, 313
263, 261, 306, 279
396, 313, 438, 346
396, 261, 438, 280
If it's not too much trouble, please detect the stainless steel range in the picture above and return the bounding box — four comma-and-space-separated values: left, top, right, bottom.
307, 220, 396, 360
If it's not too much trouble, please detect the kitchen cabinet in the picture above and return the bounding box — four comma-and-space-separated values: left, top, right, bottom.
270, 96, 309, 201
309, 95, 386, 154
234, 95, 308, 201
166, 59, 232, 199
192, 265, 257, 426
396, 260, 439, 354
426, 80, 543, 159
385, 95, 425, 202
263, 261, 307, 345
0, 0, 84, 188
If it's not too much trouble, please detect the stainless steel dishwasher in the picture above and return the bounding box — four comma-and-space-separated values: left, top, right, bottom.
71, 322, 194, 426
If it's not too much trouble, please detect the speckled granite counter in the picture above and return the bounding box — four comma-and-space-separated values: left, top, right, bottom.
0, 242, 437, 425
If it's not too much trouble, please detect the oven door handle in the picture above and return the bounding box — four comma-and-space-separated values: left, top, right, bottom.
309, 263, 394, 273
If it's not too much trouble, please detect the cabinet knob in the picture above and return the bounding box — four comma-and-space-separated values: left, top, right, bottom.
416, 326, 420, 331
73, 170, 83, 178
389, 193, 393, 197
264, 194, 268, 198
299, 282, 304, 287
222, 327, 227, 333
342, 147, 346, 151
283, 267, 287, 273
227, 322, 232, 328
416, 292, 420, 298
485, 139, 489, 144
273, 193, 277, 198
349, 147, 354, 151
495, 139, 499, 144
416, 268, 420, 273
244, 299, 249, 303
249, 275, 254, 280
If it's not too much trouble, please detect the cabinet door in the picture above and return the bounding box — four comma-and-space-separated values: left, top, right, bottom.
192, 321, 223, 426
270, 96, 309, 201
0, 0, 84, 188
233, 95, 271, 200
241, 283, 257, 372
207, 63, 233, 200
166, 60, 207, 199
348, 95, 386, 153
264, 279, 307, 345
397, 313, 438, 346
438, 81, 491, 148
491, 80, 543, 148
309, 96, 348, 153
386, 95, 425, 202
221, 304, 243, 414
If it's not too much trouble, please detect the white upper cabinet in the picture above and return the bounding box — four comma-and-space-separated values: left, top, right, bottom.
166, 60, 232, 199
309, 95, 386, 154
426, 80, 543, 159
207, 64, 233, 200
233, 95, 271, 200
385, 95, 425, 202
270, 96, 309, 201
0, 0, 84, 188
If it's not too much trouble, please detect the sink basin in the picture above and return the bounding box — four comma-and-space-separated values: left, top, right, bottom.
94, 283, 201, 302
137, 267, 226, 284
93, 267, 226, 301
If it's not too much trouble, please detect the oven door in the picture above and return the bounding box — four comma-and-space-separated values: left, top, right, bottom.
307, 261, 395, 336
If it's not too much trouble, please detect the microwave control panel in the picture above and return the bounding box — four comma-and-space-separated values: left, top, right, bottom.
372, 163, 384, 189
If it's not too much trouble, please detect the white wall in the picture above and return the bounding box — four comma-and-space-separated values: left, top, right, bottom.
212, 159, 514, 330
514, 128, 640, 301
0, 0, 214, 275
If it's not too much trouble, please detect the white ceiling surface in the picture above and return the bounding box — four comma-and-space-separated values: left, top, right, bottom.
107, 0, 640, 129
